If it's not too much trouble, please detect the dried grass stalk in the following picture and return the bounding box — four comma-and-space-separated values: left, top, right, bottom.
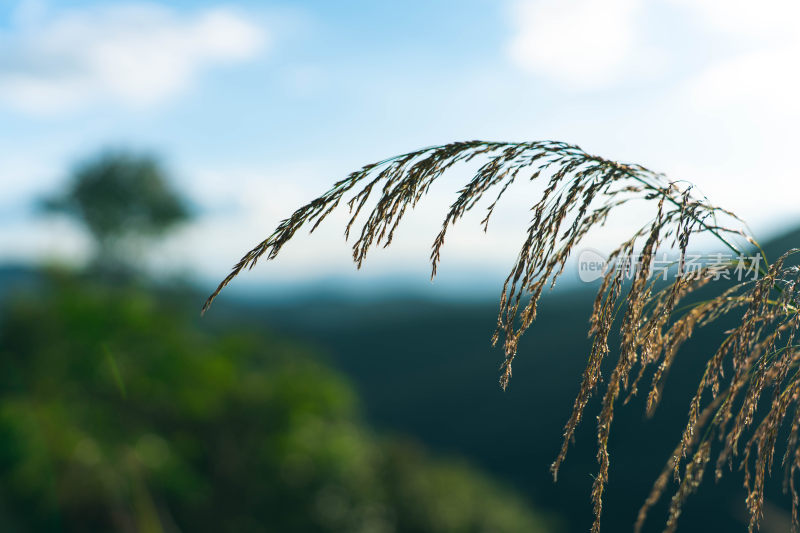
203, 140, 800, 532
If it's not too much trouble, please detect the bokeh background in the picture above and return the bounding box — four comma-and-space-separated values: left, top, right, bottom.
2, 1, 799, 531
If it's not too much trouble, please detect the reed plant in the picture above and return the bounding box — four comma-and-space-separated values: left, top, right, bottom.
204, 141, 800, 532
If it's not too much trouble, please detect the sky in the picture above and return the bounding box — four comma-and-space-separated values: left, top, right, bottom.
1, 0, 799, 298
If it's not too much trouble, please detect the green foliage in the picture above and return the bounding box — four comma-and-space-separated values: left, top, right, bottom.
0, 274, 555, 532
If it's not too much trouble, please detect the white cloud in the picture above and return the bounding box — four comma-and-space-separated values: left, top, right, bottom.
658, 1, 800, 235
0, 2, 267, 114
687, 45, 800, 116
668, 0, 800, 40
507, 0, 643, 89
673, 1, 800, 117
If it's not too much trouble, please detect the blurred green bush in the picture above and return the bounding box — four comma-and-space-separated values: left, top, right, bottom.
0, 273, 556, 532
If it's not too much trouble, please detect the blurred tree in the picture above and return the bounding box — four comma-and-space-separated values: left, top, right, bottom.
41, 150, 190, 273
0, 274, 557, 533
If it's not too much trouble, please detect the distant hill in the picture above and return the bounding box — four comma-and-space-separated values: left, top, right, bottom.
0, 264, 40, 304
762, 225, 800, 267
229, 225, 800, 533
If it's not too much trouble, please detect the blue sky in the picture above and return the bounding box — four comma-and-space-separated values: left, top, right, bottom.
1, 0, 799, 297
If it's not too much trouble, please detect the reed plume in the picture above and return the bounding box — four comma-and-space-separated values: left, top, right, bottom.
204, 140, 800, 532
